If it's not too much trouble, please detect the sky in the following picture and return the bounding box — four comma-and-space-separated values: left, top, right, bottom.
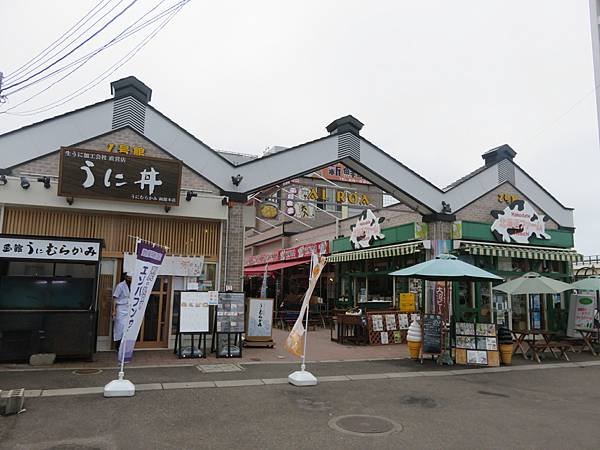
1, 1, 599, 255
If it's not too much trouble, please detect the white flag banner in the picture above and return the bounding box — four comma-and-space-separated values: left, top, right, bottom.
118, 240, 166, 363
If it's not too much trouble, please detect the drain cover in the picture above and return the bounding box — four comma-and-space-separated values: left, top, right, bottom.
329, 415, 402, 436
72, 369, 102, 375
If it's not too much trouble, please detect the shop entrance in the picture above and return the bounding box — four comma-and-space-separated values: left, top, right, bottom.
136, 275, 171, 348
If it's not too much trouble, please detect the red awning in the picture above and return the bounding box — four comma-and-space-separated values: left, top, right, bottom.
244, 258, 310, 276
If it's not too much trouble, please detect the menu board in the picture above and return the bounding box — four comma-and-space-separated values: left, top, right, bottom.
180, 292, 210, 333
422, 314, 443, 355
455, 322, 499, 366
216, 292, 245, 333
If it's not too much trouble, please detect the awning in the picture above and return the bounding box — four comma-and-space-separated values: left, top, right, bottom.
327, 241, 422, 263
244, 258, 311, 276
457, 240, 582, 262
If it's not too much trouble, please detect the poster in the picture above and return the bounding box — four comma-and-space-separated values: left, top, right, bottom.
216, 292, 245, 333
371, 315, 384, 332
385, 314, 397, 331
247, 298, 273, 337
398, 314, 410, 329
393, 331, 402, 344
179, 292, 210, 333
399, 293, 417, 312
380, 332, 389, 345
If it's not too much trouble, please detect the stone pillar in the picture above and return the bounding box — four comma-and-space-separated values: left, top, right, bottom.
220, 202, 245, 291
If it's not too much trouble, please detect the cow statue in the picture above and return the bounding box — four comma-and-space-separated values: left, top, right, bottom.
349, 210, 385, 249
490, 200, 551, 244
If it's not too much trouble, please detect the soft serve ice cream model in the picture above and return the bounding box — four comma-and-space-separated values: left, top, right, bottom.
406, 320, 422, 359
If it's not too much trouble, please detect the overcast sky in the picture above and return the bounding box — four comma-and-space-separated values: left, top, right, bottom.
1, 1, 598, 255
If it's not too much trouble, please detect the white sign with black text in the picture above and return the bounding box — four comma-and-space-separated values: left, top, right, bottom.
0, 237, 101, 261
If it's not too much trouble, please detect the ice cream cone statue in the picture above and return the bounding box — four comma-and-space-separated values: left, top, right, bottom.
406, 320, 422, 359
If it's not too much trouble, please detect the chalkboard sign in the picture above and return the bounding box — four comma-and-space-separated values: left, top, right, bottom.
422, 314, 442, 355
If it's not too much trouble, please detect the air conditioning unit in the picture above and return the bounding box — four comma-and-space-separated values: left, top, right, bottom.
2, 388, 25, 415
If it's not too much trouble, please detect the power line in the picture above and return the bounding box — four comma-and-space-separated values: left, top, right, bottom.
5, 0, 111, 82
1, 0, 138, 93
0, 0, 177, 113
3, 2, 186, 117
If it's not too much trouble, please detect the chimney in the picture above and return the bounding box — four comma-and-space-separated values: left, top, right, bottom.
110, 76, 152, 104
326, 115, 364, 135
482, 144, 516, 167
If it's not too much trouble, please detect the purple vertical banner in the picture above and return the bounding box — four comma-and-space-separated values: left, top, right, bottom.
118, 240, 166, 363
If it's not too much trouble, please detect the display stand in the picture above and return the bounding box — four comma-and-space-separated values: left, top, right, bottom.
174, 332, 207, 359
214, 332, 243, 358
211, 292, 245, 358
244, 297, 275, 348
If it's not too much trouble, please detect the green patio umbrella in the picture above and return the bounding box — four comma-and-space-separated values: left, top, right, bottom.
493, 272, 573, 295
571, 276, 600, 292
388, 254, 503, 281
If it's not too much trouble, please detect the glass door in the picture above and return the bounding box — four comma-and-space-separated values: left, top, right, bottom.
136, 275, 171, 348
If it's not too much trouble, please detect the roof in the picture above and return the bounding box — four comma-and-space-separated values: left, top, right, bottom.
216, 150, 259, 166
444, 164, 488, 191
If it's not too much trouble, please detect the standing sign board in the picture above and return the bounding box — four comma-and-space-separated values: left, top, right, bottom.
422, 314, 443, 356
245, 298, 274, 347
567, 294, 597, 337
179, 292, 210, 333
454, 322, 500, 367
58, 148, 182, 205
216, 292, 245, 333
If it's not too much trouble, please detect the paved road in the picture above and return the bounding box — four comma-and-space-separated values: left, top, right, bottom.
1, 364, 599, 449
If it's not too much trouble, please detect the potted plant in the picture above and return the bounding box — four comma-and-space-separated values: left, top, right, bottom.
497, 326, 513, 365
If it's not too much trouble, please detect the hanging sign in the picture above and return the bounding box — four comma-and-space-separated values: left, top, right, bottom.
0, 235, 101, 262
349, 209, 385, 249
58, 147, 182, 205
490, 200, 550, 244
124, 254, 204, 276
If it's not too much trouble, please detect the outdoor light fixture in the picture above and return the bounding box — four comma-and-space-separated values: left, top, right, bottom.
0, 175, 7, 185
186, 190, 197, 201
231, 174, 243, 186
66, 197, 74, 205
221, 196, 229, 206
37, 176, 51, 189
164, 205, 171, 213
20, 177, 30, 189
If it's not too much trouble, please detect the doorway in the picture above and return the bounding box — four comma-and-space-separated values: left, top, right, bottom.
136, 275, 171, 348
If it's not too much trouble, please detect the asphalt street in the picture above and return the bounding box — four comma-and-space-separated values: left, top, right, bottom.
1, 363, 599, 449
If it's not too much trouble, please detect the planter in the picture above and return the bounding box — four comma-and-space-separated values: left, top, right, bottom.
499, 343, 513, 365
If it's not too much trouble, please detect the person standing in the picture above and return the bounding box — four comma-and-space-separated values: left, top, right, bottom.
112, 272, 132, 351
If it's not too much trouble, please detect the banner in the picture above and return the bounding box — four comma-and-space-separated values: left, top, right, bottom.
118, 240, 166, 362
284, 253, 327, 357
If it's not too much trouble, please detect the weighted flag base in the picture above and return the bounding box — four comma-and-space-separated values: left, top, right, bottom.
103, 371, 135, 397
288, 369, 317, 387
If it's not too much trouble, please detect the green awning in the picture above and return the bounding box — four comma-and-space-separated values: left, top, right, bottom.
460, 241, 582, 262
327, 241, 422, 263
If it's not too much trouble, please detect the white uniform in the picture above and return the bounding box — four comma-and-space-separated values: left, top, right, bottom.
113, 280, 130, 341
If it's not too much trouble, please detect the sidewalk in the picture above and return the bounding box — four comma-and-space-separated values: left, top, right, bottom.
0, 328, 408, 371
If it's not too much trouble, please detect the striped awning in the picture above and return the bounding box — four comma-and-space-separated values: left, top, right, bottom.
327, 241, 422, 263
459, 241, 582, 262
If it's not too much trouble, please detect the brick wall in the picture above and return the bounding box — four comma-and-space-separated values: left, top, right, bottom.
13, 128, 220, 194
221, 202, 245, 291
453, 182, 559, 229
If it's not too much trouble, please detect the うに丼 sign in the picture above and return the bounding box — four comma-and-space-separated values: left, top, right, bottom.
58, 148, 182, 205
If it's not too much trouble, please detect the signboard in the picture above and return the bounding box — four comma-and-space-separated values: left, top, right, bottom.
179, 292, 210, 333
216, 292, 245, 333
454, 322, 499, 367
422, 314, 443, 355
313, 163, 371, 185
567, 294, 596, 337
244, 240, 329, 267
490, 200, 550, 244
124, 254, 203, 276
0, 235, 101, 262
58, 147, 182, 205
349, 209, 385, 249
399, 293, 417, 312
246, 298, 274, 339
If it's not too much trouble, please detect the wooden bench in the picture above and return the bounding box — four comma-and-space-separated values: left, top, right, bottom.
529, 341, 572, 362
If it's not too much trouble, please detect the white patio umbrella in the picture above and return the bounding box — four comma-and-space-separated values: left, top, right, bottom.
571, 276, 600, 292
493, 272, 573, 295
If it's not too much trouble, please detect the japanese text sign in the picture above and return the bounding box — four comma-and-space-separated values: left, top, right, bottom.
0, 236, 100, 261
58, 147, 182, 206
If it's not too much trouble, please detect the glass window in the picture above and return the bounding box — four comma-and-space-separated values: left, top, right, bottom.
8, 261, 53, 277
55, 263, 96, 278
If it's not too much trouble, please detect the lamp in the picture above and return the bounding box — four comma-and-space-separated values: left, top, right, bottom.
231, 174, 243, 186
0, 175, 7, 185
66, 197, 74, 205
186, 190, 197, 201
20, 177, 30, 189
221, 196, 229, 206
37, 176, 51, 189
164, 205, 171, 213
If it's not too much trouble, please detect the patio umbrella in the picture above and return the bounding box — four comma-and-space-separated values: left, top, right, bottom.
388, 254, 503, 281
571, 276, 600, 292
493, 272, 573, 295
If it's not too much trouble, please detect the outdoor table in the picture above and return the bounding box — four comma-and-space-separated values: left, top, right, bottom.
574, 329, 599, 357
511, 330, 559, 363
